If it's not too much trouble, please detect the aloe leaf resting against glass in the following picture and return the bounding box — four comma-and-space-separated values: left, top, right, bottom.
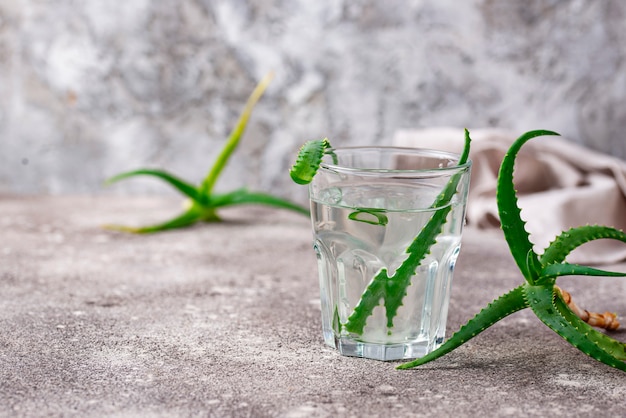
290, 134, 472, 360
104, 73, 308, 233
291, 130, 626, 371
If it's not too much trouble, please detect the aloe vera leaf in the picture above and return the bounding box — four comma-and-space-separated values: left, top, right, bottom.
384, 129, 472, 328
210, 188, 309, 215
552, 288, 626, 361
539, 262, 626, 283
496, 130, 560, 282
106, 168, 203, 203
342, 270, 388, 334
382, 204, 454, 329
397, 285, 529, 369
102, 207, 202, 234
200, 72, 274, 196
289, 138, 332, 185
398, 130, 626, 372
344, 129, 472, 334
526, 284, 626, 371
348, 209, 388, 226
541, 225, 626, 266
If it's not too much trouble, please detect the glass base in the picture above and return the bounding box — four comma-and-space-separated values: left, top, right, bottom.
332, 336, 443, 361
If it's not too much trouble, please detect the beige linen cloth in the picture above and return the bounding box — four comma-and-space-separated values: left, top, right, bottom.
394, 128, 626, 265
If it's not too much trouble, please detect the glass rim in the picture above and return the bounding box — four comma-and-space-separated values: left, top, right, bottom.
319, 146, 472, 176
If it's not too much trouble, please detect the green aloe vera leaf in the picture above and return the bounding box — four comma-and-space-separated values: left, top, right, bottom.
496, 130, 560, 282
552, 288, 626, 361
526, 284, 626, 372
103, 207, 203, 234
541, 225, 626, 266
344, 129, 472, 334
382, 129, 471, 328
400, 129, 626, 373
382, 204, 454, 329
200, 73, 274, 196
539, 262, 626, 284
289, 138, 332, 185
342, 270, 388, 334
105, 74, 312, 233
210, 188, 309, 215
397, 285, 529, 369
348, 209, 389, 226
105, 168, 203, 203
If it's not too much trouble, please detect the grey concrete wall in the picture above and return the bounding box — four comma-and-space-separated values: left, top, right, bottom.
1, 0, 626, 199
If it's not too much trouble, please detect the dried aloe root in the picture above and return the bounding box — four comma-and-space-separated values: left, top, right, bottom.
556, 286, 619, 331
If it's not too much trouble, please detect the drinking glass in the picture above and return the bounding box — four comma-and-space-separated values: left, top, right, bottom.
309, 146, 471, 361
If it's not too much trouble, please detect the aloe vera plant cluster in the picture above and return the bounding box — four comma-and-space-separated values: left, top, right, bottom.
105, 73, 308, 233
290, 129, 626, 372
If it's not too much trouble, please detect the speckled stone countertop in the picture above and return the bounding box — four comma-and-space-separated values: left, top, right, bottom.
1, 196, 625, 417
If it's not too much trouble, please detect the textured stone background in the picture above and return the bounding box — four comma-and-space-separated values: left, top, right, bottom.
1, 0, 626, 199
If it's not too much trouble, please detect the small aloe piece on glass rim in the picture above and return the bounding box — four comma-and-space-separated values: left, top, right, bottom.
290, 138, 333, 185
397, 130, 626, 372
104, 73, 308, 233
